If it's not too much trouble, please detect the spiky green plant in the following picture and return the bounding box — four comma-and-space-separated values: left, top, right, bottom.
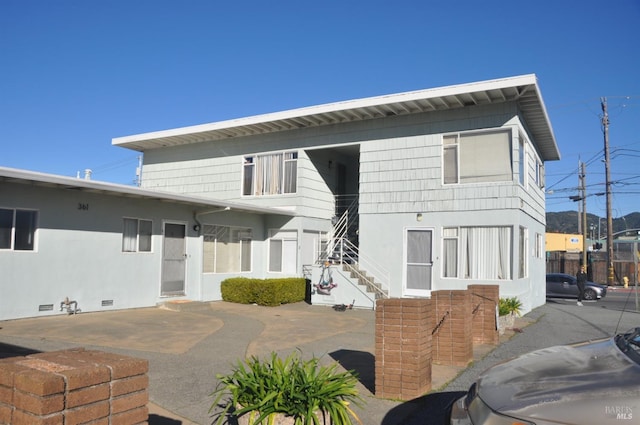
210, 351, 363, 425
498, 297, 523, 317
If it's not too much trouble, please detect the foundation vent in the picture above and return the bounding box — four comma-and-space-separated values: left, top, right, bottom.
38, 304, 54, 311
101, 299, 114, 307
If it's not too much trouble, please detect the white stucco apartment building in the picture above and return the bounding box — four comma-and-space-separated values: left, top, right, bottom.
1, 74, 559, 320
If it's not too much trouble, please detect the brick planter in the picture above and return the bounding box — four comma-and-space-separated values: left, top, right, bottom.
375, 298, 433, 400
0, 348, 148, 425
431, 290, 473, 367
468, 284, 499, 345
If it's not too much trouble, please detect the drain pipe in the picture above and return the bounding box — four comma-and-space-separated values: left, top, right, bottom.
193, 206, 231, 234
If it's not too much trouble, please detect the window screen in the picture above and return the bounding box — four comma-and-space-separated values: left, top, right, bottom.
406, 229, 433, 291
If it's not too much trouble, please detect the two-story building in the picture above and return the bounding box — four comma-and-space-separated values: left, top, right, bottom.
1, 74, 559, 320
114, 73, 559, 313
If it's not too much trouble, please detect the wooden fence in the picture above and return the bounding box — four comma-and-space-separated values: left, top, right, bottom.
547, 240, 640, 285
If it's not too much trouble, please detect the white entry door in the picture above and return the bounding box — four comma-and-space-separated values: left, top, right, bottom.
404, 228, 433, 297
161, 222, 186, 296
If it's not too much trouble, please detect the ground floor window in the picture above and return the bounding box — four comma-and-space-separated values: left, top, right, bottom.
269, 229, 297, 273
443, 226, 512, 280
405, 228, 433, 294
442, 228, 458, 277
535, 232, 544, 259
519, 226, 528, 278
122, 218, 152, 252
203, 225, 252, 273
0, 208, 37, 251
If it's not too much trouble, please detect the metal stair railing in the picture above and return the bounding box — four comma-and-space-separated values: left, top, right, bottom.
316, 194, 390, 300
329, 237, 390, 299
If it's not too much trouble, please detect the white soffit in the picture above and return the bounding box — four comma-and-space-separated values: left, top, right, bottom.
112, 74, 560, 161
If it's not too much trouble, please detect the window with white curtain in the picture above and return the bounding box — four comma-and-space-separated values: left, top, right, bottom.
0, 208, 37, 251
442, 227, 458, 278
443, 130, 512, 184
405, 229, 433, 293
456, 226, 512, 280
519, 226, 528, 278
122, 218, 152, 252
243, 151, 298, 196
269, 229, 297, 273
203, 225, 252, 273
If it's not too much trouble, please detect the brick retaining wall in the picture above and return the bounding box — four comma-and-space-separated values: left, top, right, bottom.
0, 348, 148, 425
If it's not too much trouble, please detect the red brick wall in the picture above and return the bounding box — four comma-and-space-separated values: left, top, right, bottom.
431, 290, 473, 367
375, 298, 433, 401
0, 348, 148, 425
468, 285, 499, 345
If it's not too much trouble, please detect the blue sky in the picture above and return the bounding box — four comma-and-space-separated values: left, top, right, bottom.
2, 0, 639, 217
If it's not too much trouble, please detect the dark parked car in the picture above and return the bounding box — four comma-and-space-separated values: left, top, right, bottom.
450, 327, 640, 424
546, 272, 607, 300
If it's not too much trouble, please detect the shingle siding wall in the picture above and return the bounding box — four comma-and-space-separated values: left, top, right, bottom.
359, 114, 539, 215
142, 144, 334, 219
138, 102, 545, 221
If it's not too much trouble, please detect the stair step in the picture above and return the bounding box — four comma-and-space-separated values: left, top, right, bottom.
158, 300, 211, 312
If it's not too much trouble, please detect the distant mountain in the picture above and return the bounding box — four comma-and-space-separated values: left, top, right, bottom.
546, 211, 640, 238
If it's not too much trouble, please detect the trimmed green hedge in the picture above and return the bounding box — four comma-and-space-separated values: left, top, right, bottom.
221, 277, 306, 306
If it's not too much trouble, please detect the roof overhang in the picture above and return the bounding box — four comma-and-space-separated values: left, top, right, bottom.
113, 74, 560, 161
0, 166, 296, 216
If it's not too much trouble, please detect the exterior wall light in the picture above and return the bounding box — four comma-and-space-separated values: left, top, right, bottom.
416, 213, 423, 222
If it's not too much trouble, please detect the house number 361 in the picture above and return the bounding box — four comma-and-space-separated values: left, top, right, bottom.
77, 203, 89, 211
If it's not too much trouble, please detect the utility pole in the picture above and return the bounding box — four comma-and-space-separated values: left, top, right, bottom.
602, 97, 614, 285
581, 162, 587, 269
135, 155, 143, 187
571, 162, 588, 269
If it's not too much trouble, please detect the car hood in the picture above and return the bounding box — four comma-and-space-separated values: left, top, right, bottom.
477, 338, 640, 423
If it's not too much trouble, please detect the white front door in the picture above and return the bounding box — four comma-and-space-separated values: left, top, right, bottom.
161, 222, 186, 296
404, 228, 433, 297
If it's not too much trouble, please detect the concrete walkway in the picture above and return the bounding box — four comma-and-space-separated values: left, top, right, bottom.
1, 295, 638, 425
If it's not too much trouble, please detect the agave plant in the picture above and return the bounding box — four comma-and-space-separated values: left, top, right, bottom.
210, 351, 363, 425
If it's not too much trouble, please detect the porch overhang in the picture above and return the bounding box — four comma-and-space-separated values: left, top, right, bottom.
0, 166, 296, 216
112, 74, 560, 161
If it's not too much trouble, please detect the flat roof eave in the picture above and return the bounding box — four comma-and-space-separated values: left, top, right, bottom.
112, 74, 560, 161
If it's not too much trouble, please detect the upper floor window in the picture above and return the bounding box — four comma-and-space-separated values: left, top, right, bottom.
443, 130, 512, 184
0, 208, 37, 251
122, 218, 152, 252
518, 136, 526, 186
243, 151, 298, 196
535, 159, 545, 189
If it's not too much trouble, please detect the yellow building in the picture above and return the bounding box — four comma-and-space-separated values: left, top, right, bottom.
546, 232, 583, 252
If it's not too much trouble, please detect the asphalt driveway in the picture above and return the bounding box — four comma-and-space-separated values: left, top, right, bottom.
1, 292, 638, 425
